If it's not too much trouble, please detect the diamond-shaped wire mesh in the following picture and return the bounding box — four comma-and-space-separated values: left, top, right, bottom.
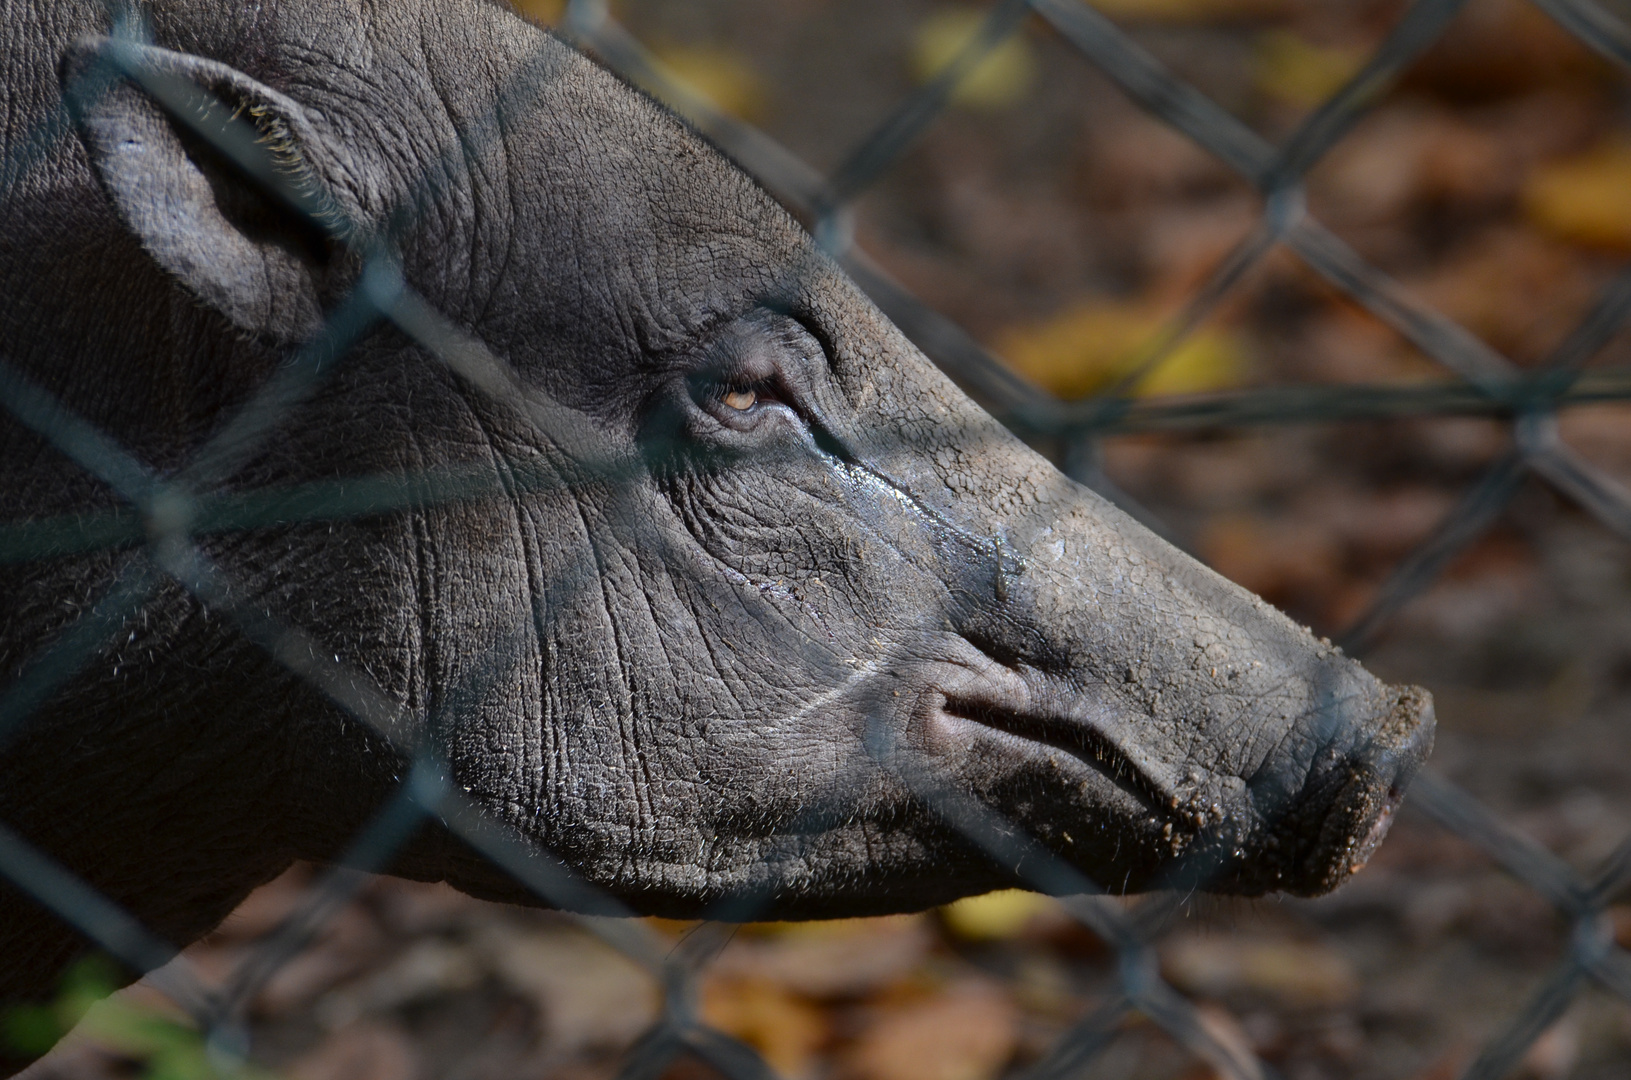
5, 0, 1631, 1078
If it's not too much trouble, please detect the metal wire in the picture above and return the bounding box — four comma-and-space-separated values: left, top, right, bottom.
5, 2, 1631, 1079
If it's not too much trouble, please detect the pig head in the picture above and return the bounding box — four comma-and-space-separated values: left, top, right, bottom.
0, 0, 1432, 1067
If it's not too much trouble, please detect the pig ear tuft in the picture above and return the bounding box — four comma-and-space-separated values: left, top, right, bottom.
61, 36, 359, 344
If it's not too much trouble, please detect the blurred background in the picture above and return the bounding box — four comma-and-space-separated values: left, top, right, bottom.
24, 0, 1631, 1078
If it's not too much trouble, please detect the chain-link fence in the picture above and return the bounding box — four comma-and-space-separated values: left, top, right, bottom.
5, 1, 1631, 1078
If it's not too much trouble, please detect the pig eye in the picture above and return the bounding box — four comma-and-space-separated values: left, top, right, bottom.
703, 376, 784, 420
721, 387, 758, 411
668, 311, 838, 447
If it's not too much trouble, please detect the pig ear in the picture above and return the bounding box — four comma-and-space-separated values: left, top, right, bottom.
62, 36, 361, 344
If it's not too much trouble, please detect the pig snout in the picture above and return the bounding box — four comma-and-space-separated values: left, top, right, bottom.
1225, 680, 1435, 896
927, 476, 1438, 900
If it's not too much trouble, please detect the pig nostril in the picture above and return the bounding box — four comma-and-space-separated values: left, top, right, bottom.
1232, 684, 1435, 898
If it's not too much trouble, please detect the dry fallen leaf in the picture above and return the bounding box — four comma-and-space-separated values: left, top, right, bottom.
1409, 227, 1596, 359
1553, 405, 1631, 492
1406, 1044, 1473, 1080
997, 301, 1248, 400
290, 1022, 418, 1080
1517, 1015, 1579, 1080
1091, 0, 1292, 22
254, 906, 388, 1017
372, 878, 487, 937
1252, 30, 1367, 108
843, 980, 1018, 1080
1161, 934, 1359, 1009
339, 938, 484, 1014
909, 8, 1036, 111
474, 923, 659, 1054
1609, 904, 1631, 949
1524, 139, 1631, 251
1404, 0, 1609, 99
939, 890, 1056, 942
509, 0, 564, 24
651, 45, 768, 122
214, 865, 315, 941
701, 975, 829, 1079
711, 916, 934, 999
1192, 1003, 1262, 1079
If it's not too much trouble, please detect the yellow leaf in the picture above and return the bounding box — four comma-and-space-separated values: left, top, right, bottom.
996, 301, 1248, 400
1253, 30, 1368, 108
651, 45, 767, 122
510, 0, 564, 24
909, 9, 1036, 111
1523, 139, 1631, 251
939, 889, 1053, 940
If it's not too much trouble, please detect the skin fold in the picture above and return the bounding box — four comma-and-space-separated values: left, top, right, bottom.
0, 0, 1433, 1070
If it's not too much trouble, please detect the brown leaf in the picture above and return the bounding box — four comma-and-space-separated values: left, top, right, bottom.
289, 1022, 417, 1080
1191, 1003, 1262, 1080
1518, 1015, 1579, 1080
1404, 0, 1611, 100
1557, 405, 1631, 494
371, 878, 485, 936
254, 906, 387, 1016
1409, 227, 1597, 361
1197, 512, 1342, 605
474, 923, 658, 1055
214, 865, 317, 940
1313, 107, 1513, 225
1610, 905, 1631, 949
843, 981, 1018, 1080
1160, 934, 1358, 1009
333, 939, 484, 1015
711, 917, 934, 1000
701, 976, 828, 1080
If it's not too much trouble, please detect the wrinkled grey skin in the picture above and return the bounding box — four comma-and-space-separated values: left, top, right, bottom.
0, 0, 1433, 1070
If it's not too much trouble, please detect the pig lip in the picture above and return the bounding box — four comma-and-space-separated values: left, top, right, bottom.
935, 693, 1169, 810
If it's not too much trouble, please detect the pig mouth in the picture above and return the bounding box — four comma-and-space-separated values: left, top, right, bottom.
1352, 782, 1407, 866
922, 675, 1435, 898
932, 690, 1172, 812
